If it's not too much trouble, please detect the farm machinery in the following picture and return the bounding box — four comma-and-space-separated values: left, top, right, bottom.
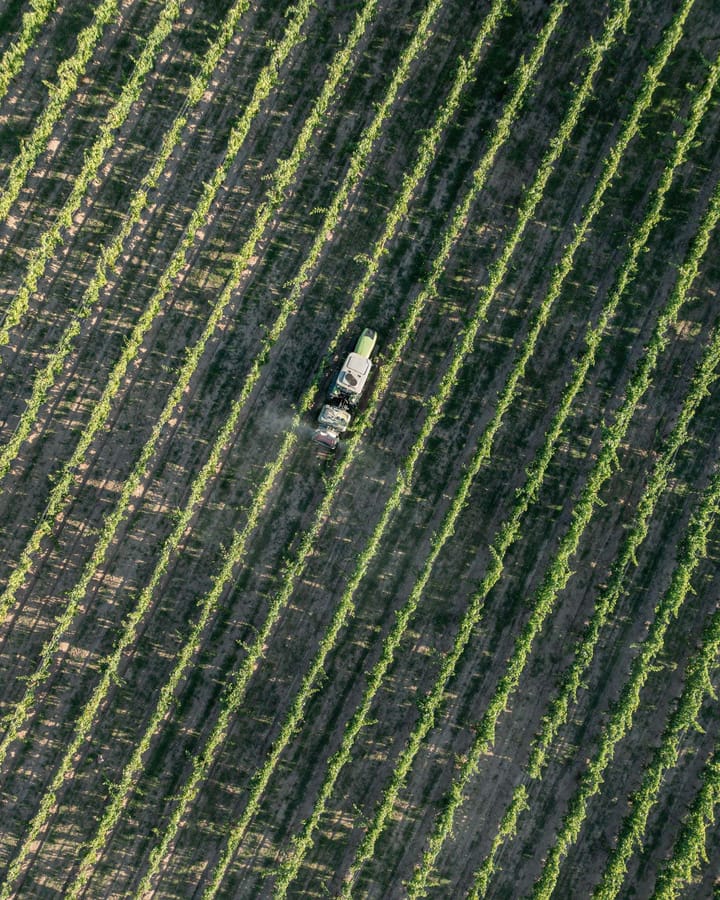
313, 328, 377, 451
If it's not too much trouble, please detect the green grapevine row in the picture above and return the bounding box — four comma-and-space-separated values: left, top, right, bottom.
654, 743, 720, 898
468, 789, 530, 900
64, 0, 448, 892
471, 45, 720, 895
533, 460, 720, 897
594, 606, 720, 898
0, 0, 331, 889
121, 0, 551, 888
0, 0, 252, 488
0, 0, 317, 630
0, 0, 183, 345
402, 5, 704, 894
0, 0, 59, 100
0, 0, 123, 225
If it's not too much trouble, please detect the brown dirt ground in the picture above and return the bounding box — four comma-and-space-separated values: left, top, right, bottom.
1, 0, 720, 898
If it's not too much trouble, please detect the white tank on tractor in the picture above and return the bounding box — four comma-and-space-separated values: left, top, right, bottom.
314, 328, 377, 450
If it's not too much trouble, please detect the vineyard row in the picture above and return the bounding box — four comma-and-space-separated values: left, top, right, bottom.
0, 0, 186, 344
405, 3, 707, 893
655, 741, 720, 897
121, 0, 559, 889
472, 36, 720, 895
0, 0, 59, 100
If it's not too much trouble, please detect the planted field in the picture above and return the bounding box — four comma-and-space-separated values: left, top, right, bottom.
0, 0, 719, 897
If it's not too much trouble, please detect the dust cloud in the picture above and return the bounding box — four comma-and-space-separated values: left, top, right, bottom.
255, 403, 316, 441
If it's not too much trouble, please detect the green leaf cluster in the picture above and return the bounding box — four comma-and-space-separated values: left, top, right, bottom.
0, 0, 59, 100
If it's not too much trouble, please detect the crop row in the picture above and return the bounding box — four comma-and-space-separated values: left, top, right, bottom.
61, 0, 446, 889
0, 0, 184, 347
266, 0, 648, 892
111, 1, 546, 890
471, 40, 720, 895
654, 742, 720, 897
0, 0, 316, 637
339, 8, 714, 894
594, 605, 720, 898
0, 0, 59, 100
0, 0, 316, 773
0, 0, 251, 490
533, 455, 720, 897
385, 1, 700, 893
468, 789, 530, 900
0, 0, 333, 889
2, 0, 451, 891
0, 0, 122, 228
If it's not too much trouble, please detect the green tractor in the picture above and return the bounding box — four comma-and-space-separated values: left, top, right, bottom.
314, 328, 377, 450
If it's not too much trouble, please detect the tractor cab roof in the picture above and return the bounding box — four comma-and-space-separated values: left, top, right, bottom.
336, 352, 371, 395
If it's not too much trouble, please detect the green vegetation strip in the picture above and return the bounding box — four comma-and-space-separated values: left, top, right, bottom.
0, 0, 121, 222
468, 789, 530, 900
474, 331, 720, 900
0, 0, 182, 344
124, 0, 548, 891
472, 49, 720, 898
325, 5, 700, 897
402, 4, 703, 894
0, 0, 315, 630
0, 0, 252, 487
594, 606, 720, 899
533, 463, 720, 898
486, 372, 720, 896
0, 0, 250, 766
0, 0, 59, 100
269, 0, 658, 893
654, 743, 720, 898
203, 1, 576, 895
0, 0, 328, 889
62, 0, 451, 892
